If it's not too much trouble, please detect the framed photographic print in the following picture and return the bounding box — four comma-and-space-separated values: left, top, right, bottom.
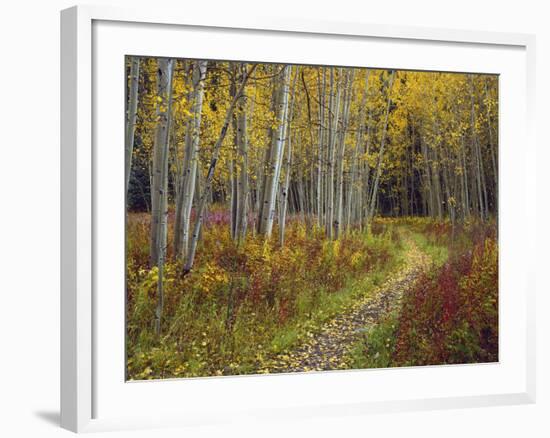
61, 5, 536, 433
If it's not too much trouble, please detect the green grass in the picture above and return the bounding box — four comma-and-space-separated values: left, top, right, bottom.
348, 221, 498, 369
266, 250, 406, 356
127, 224, 412, 379
409, 231, 449, 268
347, 228, 450, 370
349, 311, 399, 369
128, 218, 471, 379
258, 232, 407, 367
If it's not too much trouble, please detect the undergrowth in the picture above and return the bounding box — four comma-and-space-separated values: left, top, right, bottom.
126, 209, 403, 379
350, 219, 498, 368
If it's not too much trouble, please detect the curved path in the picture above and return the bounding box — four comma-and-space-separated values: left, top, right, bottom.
265, 240, 430, 373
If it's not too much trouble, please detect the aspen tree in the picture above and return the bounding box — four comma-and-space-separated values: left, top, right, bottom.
183, 64, 257, 275
484, 78, 498, 213
334, 68, 354, 239
150, 58, 174, 334
174, 60, 208, 258
279, 68, 300, 246
236, 63, 250, 242
368, 70, 395, 222
125, 56, 140, 196
150, 58, 174, 267
316, 67, 326, 226
325, 68, 342, 239
258, 66, 292, 238
347, 69, 370, 231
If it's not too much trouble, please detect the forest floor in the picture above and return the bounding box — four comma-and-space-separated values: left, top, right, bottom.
127, 217, 498, 379
262, 238, 431, 373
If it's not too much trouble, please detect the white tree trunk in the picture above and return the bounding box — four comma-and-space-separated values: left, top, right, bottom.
183, 64, 257, 275
174, 61, 208, 258
236, 81, 249, 242
347, 69, 370, 230
150, 58, 174, 334
316, 67, 326, 226
278, 68, 299, 246
326, 68, 342, 239
150, 58, 174, 267
368, 70, 395, 222
230, 64, 251, 243
173, 63, 193, 255
258, 66, 292, 238
125, 56, 140, 196
334, 68, 354, 239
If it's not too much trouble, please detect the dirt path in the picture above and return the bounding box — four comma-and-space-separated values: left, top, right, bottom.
264, 240, 431, 373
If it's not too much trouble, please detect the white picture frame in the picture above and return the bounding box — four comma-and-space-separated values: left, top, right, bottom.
60, 4, 536, 433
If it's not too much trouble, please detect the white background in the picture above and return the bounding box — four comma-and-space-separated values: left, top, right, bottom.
0, 0, 546, 437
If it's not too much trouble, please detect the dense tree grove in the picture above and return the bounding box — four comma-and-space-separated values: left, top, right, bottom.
125, 57, 498, 379
127, 58, 498, 236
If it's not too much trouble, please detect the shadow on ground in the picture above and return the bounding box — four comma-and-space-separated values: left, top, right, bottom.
34, 410, 59, 427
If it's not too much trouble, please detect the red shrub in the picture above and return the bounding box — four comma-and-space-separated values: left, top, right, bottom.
393, 238, 498, 366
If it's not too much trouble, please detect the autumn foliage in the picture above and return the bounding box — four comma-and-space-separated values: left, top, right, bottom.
125, 57, 500, 378
393, 237, 498, 365
126, 209, 398, 379
352, 221, 498, 368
